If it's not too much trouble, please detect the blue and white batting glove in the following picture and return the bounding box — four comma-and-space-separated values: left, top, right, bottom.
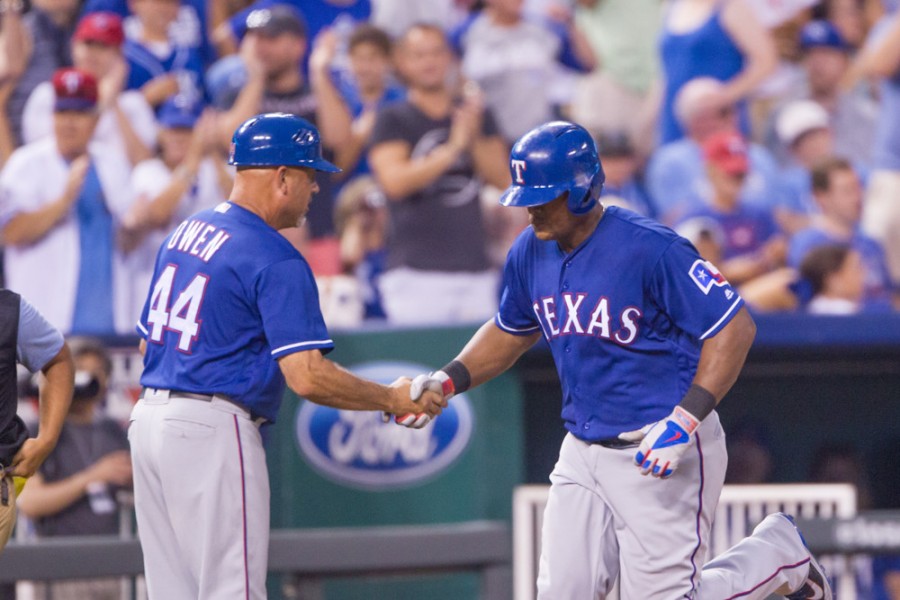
618, 406, 700, 478
382, 372, 455, 429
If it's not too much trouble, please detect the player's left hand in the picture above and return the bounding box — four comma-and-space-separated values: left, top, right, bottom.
618, 406, 700, 479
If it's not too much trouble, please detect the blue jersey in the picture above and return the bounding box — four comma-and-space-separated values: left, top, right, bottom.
136, 202, 334, 422
495, 206, 743, 441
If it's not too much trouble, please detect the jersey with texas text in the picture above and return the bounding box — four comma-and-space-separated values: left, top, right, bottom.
136, 202, 334, 422
495, 206, 743, 440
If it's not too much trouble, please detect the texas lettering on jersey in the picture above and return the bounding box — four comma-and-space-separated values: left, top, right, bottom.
532, 293, 642, 345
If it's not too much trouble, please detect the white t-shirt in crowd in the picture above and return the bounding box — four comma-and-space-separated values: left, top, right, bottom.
0, 138, 134, 333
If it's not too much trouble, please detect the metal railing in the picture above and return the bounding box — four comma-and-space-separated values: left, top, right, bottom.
0, 520, 512, 598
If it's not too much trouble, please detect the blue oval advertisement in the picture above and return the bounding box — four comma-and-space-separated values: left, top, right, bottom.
295, 361, 474, 490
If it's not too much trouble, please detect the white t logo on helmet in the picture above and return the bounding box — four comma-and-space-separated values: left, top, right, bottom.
511, 159, 527, 184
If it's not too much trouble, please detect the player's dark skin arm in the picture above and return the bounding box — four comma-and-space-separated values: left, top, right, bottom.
691, 306, 756, 402
279, 349, 446, 417
451, 320, 542, 388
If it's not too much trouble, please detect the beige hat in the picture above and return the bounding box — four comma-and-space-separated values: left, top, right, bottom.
777, 100, 830, 146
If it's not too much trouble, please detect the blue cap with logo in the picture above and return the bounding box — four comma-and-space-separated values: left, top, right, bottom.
158, 97, 204, 129
229, 112, 340, 172
800, 20, 849, 52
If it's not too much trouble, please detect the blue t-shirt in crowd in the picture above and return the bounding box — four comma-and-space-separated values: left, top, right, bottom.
789, 226, 894, 306
82, 0, 215, 67
868, 16, 900, 171
679, 203, 779, 260
646, 138, 784, 222
658, 3, 748, 143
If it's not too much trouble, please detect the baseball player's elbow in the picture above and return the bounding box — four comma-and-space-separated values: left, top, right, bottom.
287, 377, 318, 400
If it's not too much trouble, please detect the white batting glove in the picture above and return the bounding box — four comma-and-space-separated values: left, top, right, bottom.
618, 406, 700, 479
384, 372, 454, 429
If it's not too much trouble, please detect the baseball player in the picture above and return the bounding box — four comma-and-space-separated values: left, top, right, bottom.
129, 113, 445, 599
397, 121, 833, 599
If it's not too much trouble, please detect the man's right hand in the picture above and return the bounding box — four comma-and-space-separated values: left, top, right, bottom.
386, 372, 455, 429
64, 155, 91, 200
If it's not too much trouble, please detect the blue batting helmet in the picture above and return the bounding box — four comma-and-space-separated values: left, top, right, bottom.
499, 121, 605, 215
228, 112, 341, 172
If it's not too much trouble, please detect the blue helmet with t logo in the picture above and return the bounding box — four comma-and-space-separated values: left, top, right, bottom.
499, 121, 605, 215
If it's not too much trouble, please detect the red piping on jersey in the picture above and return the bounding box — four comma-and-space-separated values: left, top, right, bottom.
685, 433, 705, 597
723, 558, 811, 599
234, 415, 250, 600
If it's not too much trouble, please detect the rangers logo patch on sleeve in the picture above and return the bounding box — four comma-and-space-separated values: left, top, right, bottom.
689, 259, 729, 295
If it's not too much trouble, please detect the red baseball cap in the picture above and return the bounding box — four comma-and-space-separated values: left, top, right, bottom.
703, 130, 749, 176
53, 68, 99, 112
73, 12, 125, 47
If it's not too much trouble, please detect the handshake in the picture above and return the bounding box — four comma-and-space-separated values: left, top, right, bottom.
382, 370, 458, 429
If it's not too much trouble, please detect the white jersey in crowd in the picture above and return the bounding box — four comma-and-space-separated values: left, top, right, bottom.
124, 157, 229, 319
21, 82, 157, 158
0, 138, 134, 333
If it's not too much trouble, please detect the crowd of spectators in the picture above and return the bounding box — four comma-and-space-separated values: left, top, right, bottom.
0, 0, 897, 337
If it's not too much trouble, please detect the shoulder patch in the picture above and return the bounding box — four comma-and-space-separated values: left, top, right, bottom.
689, 259, 729, 295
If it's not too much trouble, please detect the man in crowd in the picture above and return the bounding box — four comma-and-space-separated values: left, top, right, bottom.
368, 23, 510, 325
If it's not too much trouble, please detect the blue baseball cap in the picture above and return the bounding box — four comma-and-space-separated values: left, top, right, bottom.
158, 98, 203, 129
800, 20, 849, 52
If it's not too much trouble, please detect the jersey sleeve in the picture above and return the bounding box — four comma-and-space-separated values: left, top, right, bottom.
16, 296, 65, 373
255, 258, 335, 359
650, 238, 744, 341
495, 243, 541, 336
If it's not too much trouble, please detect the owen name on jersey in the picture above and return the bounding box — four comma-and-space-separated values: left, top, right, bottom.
166, 218, 231, 262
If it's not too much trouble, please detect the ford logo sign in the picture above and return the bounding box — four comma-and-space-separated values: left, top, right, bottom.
295, 361, 474, 490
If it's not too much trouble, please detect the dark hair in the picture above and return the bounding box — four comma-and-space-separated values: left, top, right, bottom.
349, 23, 392, 55
810, 156, 853, 193
68, 337, 113, 377
799, 243, 852, 296
594, 130, 634, 157
399, 22, 447, 46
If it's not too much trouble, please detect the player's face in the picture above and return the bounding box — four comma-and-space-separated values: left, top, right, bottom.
281, 166, 319, 228
527, 193, 576, 242
54, 110, 99, 159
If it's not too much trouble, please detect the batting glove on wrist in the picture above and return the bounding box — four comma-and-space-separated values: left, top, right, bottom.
617, 406, 700, 478
382, 372, 455, 429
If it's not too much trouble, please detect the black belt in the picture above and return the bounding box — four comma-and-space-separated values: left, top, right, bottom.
589, 437, 639, 449
140, 388, 266, 424
140, 388, 214, 402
